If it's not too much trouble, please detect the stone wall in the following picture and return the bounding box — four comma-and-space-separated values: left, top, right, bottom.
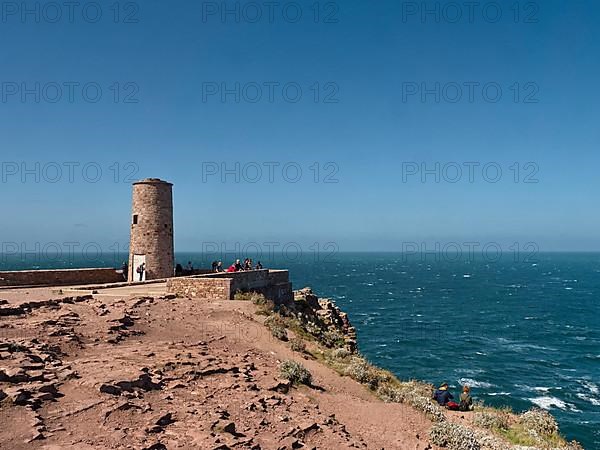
166, 277, 231, 301
166, 269, 292, 303
0, 268, 124, 287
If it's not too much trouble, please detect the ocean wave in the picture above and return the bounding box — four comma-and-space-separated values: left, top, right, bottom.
528, 396, 579, 412
502, 342, 557, 352
576, 393, 600, 406
517, 385, 561, 393
454, 368, 484, 376
578, 380, 599, 395
533, 386, 563, 393
458, 378, 495, 389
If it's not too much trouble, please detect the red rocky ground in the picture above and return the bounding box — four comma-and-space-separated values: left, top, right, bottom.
0, 287, 439, 449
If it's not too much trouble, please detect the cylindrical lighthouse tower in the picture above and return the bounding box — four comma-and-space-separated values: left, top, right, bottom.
128, 178, 174, 282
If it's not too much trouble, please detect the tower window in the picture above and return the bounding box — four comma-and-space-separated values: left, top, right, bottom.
133, 215, 138, 225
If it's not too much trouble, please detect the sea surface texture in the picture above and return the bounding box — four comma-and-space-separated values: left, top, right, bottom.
2, 252, 598, 447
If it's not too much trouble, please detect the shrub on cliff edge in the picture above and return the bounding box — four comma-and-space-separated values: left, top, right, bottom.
280, 360, 312, 386
376, 382, 446, 423
344, 357, 392, 389
519, 408, 559, 437
321, 330, 346, 348
331, 348, 351, 359
270, 325, 288, 341
473, 410, 510, 431
430, 422, 481, 450
290, 338, 306, 353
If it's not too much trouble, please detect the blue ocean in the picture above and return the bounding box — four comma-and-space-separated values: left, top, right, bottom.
2, 252, 599, 448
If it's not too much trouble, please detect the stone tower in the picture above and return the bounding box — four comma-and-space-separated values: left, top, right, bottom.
128, 178, 174, 282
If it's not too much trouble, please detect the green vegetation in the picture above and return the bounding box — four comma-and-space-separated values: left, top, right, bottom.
430, 422, 481, 450
289, 337, 306, 353
473, 409, 511, 431
321, 330, 346, 348
493, 409, 584, 449
234, 291, 276, 315
264, 315, 288, 341
279, 360, 312, 386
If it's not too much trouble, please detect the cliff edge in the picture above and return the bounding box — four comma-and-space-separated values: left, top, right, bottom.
0, 285, 583, 450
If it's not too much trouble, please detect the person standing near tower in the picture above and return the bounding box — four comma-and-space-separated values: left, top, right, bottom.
136, 262, 146, 281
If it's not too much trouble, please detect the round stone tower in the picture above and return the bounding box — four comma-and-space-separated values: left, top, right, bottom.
128, 178, 174, 282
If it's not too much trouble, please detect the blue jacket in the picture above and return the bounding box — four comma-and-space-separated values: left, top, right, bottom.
433, 388, 454, 405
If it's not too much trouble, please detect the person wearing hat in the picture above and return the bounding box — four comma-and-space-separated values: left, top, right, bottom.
433, 382, 454, 406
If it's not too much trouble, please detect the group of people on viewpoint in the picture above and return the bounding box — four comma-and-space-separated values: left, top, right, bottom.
433, 382, 473, 412
174, 259, 264, 275
216, 258, 263, 273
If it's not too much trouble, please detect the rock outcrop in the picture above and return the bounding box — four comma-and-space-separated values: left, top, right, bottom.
278, 287, 357, 352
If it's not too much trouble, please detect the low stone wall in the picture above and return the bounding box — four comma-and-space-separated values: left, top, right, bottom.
0, 268, 124, 287
166, 269, 293, 303
166, 278, 232, 301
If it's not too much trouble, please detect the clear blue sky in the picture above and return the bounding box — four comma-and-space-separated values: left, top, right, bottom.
1, 0, 599, 253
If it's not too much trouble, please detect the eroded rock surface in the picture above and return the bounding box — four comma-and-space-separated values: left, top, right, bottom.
0, 288, 437, 450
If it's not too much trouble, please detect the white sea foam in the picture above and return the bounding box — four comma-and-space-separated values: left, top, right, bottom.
454, 368, 483, 376
577, 393, 600, 406
458, 378, 495, 389
528, 396, 579, 411
488, 392, 511, 396
463, 274, 471, 278
579, 380, 599, 395
504, 343, 557, 352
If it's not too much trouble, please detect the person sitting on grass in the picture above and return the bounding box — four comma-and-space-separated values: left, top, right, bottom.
459, 385, 474, 411
433, 382, 454, 406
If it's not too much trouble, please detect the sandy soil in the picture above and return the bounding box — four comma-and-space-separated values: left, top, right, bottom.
1, 286, 441, 449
